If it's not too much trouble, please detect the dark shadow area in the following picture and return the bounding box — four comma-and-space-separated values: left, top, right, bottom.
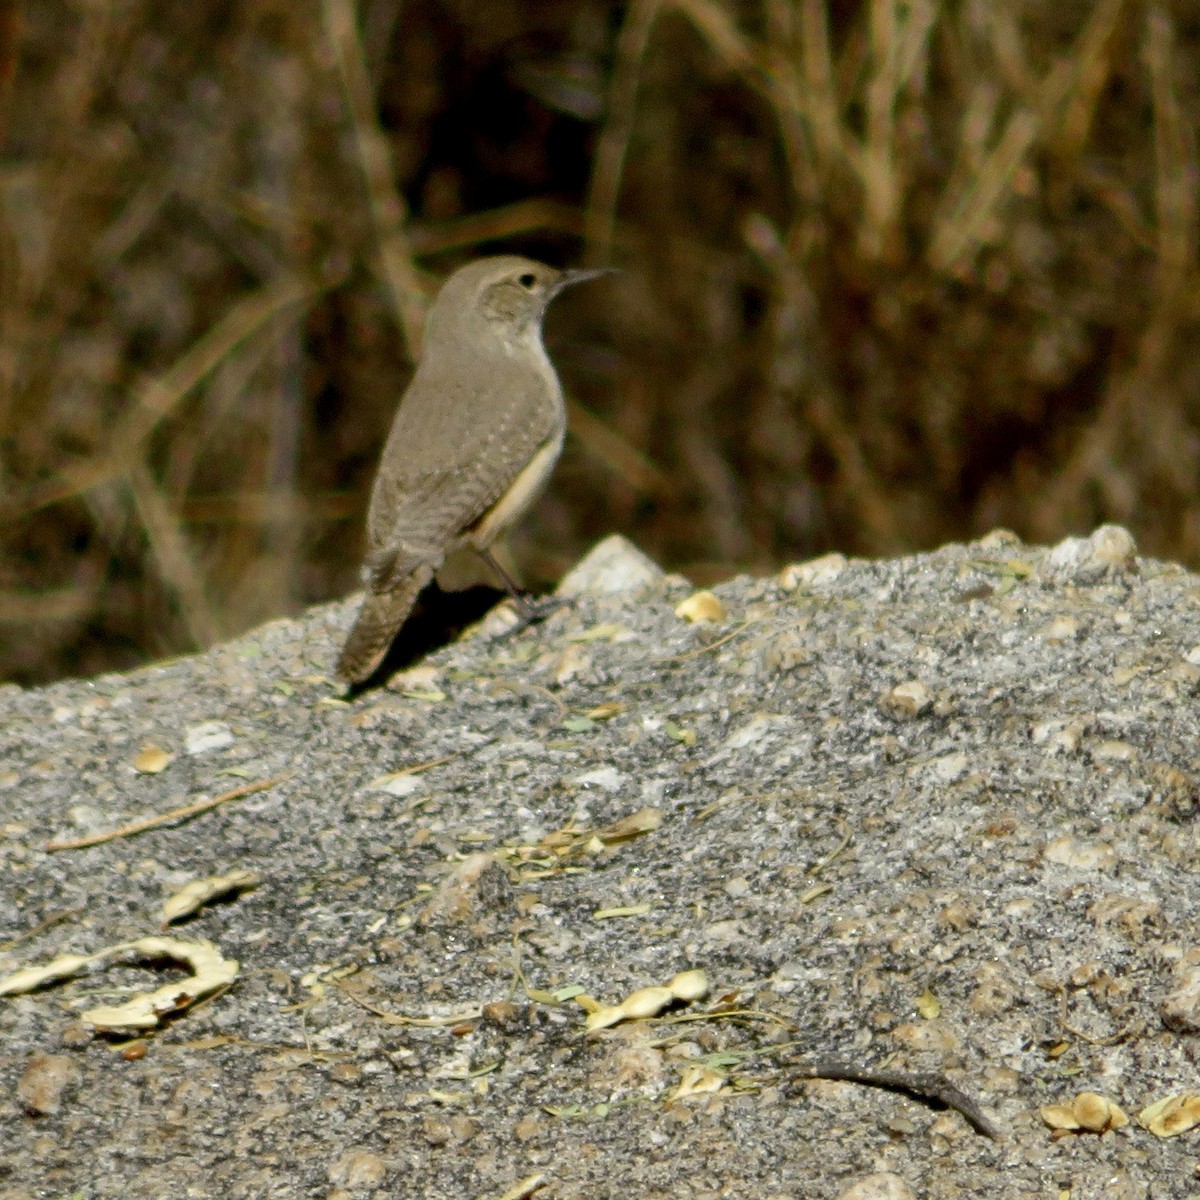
344, 583, 508, 695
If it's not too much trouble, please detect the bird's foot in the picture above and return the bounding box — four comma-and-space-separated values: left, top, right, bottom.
491, 593, 571, 639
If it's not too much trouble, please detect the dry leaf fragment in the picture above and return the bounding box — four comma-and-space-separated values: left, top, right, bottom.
82, 937, 239, 1032
1137, 1093, 1200, 1138
583, 968, 710, 1032
1041, 1091, 1128, 1134
665, 721, 697, 746
593, 903, 652, 920
671, 1064, 726, 1100
0, 952, 96, 996
1073, 1092, 1128, 1132
621, 986, 677, 1020
566, 623, 631, 643
0, 936, 238, 1033
675, 590, 727, 623
915, 987, 941, 1019
597, 807, 663, 843
133, 745, 174, 774
162, 868, 261, 923
668, 969, 710, 1001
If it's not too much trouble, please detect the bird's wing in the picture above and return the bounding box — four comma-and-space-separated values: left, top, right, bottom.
363, 357, 563, 575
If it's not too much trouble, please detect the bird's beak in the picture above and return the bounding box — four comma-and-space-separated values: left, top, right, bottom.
552, 266, 618, 295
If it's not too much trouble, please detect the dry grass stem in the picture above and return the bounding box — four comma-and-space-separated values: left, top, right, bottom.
43, 774, 292, 852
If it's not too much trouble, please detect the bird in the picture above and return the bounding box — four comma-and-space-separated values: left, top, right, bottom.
336, 255, 608, 684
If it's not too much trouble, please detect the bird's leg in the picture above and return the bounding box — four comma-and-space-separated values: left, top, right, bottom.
477, 548, 569, 634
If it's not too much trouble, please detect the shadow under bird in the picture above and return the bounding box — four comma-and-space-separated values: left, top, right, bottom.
336, 255, 609, 685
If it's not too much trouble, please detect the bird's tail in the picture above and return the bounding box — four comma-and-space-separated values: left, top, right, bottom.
336, 565, 434, 684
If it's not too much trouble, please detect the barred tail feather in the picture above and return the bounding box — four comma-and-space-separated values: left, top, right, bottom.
336, 566, 433, 684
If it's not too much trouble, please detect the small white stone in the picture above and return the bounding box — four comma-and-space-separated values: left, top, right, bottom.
1090, 739, 1137, 763
1030, 718, 1082, 754
779, 552, 848, 590
328, 1148, 388, 1188
556, 534, 664, 597
184, 721, 234, 755
378, 774, 424, 797
1041, 615, 1079, 642
572, 766, 626, 792
723, 715, 776, 751
1091, 523, 1138, 568
974, 528, 1022, 550
927, 751, 969, 784
836, 1172, 918, 1200
886, 680, 932, 717
1042, 524, 1138, 582
1044, 835, 1115, 871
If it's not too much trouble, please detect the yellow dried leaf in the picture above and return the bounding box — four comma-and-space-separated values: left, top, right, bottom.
567, 623, 629, 643
1072, 1092, 1127, 1132
82, 937, 239, 1032
667, 969, 709, 1002
161, 868, 260, 923
916, 987, 941, 1019
1043, 1092, 1128, 1134
0, 952, 97, 996
593, 903, 652, 920
133, 745, 174, 774
1040, 1102, 1081, 1131
581, 968, 709, 1034
597, 807, 663, 843
671, 1065, 725, 1100
584, 1005, 624, 1032
1137, 1093, 1200, 1138
0, 936, 238, 1033
618, 985, 675, 1020
675, 590, 727, 623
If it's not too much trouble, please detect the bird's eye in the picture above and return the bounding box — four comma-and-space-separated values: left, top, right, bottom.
517, 272, 537, 289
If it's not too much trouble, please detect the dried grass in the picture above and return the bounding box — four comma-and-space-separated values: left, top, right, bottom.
1, 0, 1198, 682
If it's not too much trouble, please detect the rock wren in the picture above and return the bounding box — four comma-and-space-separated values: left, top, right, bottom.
336, 255, 608, 684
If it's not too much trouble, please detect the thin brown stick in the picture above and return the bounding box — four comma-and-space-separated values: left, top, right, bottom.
788, 1058, 1003, 1139
0, 588, 92, 623
128, 460, 220, 648
489, 1173, 546, 1200
657, 617, 759, 664
584, 0, 661, 262
0, 908, 83, 952
321, 0, 426, 356
43, 774, 292, 852
334, 976, 481, 1028
566, 399, 672, 499
13, 273, 318, 517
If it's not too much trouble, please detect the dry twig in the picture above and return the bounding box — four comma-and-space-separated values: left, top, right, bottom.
44, 774, 292, 852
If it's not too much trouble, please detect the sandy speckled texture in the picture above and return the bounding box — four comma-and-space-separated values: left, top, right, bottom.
2, 529, 1199, 1198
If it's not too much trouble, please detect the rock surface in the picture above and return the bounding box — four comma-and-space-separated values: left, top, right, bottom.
2, 528, 1200, 1197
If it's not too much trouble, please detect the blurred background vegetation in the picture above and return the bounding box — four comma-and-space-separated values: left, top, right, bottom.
1, 0, 1197, 683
